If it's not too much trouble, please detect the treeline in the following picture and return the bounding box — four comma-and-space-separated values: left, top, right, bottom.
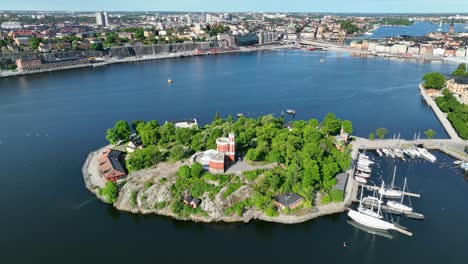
377, 18, 414, 26
435, 90, 468, 139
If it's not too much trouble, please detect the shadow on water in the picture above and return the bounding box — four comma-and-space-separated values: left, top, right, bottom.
106, 204, 121, 220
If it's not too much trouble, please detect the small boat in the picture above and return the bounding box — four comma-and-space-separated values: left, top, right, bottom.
355, 172, 371, 178
453, 160, 463, 165
309, 47, 316, 51
286, 109, 296, 115
236, 113, 244, 118
461, 162, 468, 172
168, 79, 173, 84
376, 149, 383, 157
320, 59, 325, 63
355, 176, 367, 184
356, 166, 371, 173
358, 158, 374, 164
359, 153, 369, 158
416, 147, 436, 162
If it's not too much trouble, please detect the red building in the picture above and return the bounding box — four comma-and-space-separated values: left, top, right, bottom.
16, 59, 42, 71
209, 133, 236, 174
98, 148, 126, 182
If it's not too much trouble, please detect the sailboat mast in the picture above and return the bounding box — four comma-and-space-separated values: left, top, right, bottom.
359, 185, 364, 208
391, 166, 397, 188
401, 177, 407, 203
378, 181, 384, 216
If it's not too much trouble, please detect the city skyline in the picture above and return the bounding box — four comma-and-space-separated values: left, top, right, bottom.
1, 0, 468, 13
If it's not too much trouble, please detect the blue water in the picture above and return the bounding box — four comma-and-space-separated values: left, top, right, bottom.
0, 50, 466, 263
362, 21, 468, 38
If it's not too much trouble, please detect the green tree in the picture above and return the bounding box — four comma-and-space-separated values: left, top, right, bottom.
368, 132, 375, 140
424, 129, 436, 139
101, 181, 118, 203
106, 120, 132, 145
136, 120, 160, 146
422, 72, 446, 90
452, 63, 467, 77
375, 128, 388, 140
29, 37, 40, 49
213, 112, 221, 122
177, 165, 191, 178
342, 120, 353, 134
132, 120, 145, 131
190, 162, 203, 178
90, 43, 103, 50
126, 145, 161, 172
159, 122, 176, 145
322, 113, 342, 135
170, 145, 188, 161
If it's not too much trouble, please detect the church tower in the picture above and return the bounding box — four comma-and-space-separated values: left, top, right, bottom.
449, 18, 455, 35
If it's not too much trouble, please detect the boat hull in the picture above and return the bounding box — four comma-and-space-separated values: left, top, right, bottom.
387, 201, 413, 212
348, 209, 395, 230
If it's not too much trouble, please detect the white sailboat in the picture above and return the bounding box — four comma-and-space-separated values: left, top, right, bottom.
376, 149, 383, 157
416, 147, 436, 162
386, 177, 413, 212
348, 183, 396, 230
378, 166, 402, 198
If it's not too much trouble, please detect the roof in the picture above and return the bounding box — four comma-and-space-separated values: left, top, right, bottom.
190, 198, 201, 206
275, 192, 303, 207
98, 148, 126, 179
42, 56, 87, 64
183, 194, 193, 202
454, 77, 468, 85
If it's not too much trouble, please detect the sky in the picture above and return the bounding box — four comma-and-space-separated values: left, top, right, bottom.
1, 0, 467, 13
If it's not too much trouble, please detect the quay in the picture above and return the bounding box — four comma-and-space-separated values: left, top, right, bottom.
0, 44, 294, 78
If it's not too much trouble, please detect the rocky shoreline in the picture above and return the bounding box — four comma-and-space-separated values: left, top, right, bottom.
82, 146, 349, 224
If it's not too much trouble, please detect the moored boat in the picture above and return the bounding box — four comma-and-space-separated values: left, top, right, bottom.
355, 176, 367, 184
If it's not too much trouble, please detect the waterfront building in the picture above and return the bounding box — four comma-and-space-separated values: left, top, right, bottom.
420, 44, 434, 55
173, 119, 198, 129
456, 48, 467, 57
16, 57, 90, 71
390, 44, 408, 54
98, 148, 126, 182
16, 58, 42, 71
217, 33, 235, 47
447, 77, 468, 103
126, 134, 143, 153
407, 46, 420, 55
433, 47, 445, 56
274, 192, 304, 210
445, 48, 456, 57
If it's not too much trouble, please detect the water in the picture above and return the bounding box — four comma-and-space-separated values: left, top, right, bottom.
362, 21, 468, 38
0, 50, 467, 263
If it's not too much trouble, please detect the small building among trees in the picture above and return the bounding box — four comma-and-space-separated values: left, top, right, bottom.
274, 192, 304, 210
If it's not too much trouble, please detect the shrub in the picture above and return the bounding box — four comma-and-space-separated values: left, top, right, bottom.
330, 189, 344, 202
321, 194, 331, 205
222, 182, 243, 198
144, 181, 153, 189
100, 181, 118, 204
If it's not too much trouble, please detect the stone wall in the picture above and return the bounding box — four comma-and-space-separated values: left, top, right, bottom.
109, 42, 215, 57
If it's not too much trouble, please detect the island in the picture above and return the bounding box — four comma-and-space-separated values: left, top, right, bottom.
82, 113, 355, 223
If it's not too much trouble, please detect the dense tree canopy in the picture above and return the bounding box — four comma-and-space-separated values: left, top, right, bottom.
435, 90, 468, 139
106, 120, 132, 145
136, 120, 160, 146
452, 63, 467, 77
126, 145, 162, 172
422, 72, 446, 90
